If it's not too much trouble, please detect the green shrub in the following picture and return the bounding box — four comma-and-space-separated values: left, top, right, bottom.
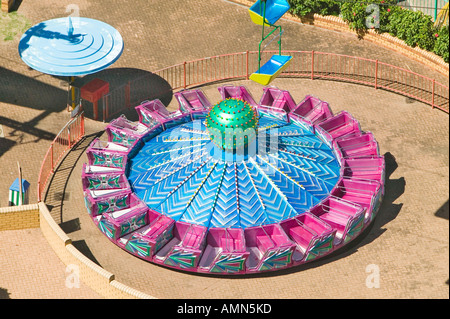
433, 26, 449, 63
287, 0, 340, 17
287, 0, 448, 63
390, 9, 435, 51
340, 0, 398, 33
376, 2, 402, 34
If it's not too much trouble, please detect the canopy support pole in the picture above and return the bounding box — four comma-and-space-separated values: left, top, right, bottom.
71, 76, 76, 110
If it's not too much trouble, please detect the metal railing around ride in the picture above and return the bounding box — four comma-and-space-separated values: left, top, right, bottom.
37, 112, 85, 202
101, 51, 448, 121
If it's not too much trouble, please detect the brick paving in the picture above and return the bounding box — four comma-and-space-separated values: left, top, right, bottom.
0, 0, 448, 299
0, 228, 102, 299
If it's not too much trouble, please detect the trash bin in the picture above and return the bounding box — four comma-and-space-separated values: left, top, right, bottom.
8, 178, 30, 206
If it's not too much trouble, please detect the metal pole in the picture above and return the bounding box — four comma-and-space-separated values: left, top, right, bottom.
432, 79, 435, 108
68, 126, 71, 149
435, 0, 438, 21
375, 59, 378, 89
246, 50, 249, 80
183, 61, 187, 89
81, 112, 85, 136
17, 162, 22, 206
278, 26, 282, 56
71, 76, 76, 110
258, 0, 267, 72
50, 144, 54, 173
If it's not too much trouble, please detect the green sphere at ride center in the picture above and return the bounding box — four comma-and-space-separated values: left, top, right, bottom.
205, 98, 258, 152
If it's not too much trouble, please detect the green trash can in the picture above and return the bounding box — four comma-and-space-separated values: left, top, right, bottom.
8, 178, 30, 206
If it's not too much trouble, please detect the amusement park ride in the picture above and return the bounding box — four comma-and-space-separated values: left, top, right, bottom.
80, 0, 386, 275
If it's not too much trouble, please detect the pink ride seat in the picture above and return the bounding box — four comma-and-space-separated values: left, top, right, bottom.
315, 111, 361, 145
334, 132, 379, 158
256, 235, 274, 251
291, 95, 333, 125
289, 226, 314, 249
342, 156, 385, 184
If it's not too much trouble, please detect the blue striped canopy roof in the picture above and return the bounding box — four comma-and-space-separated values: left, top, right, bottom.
18, 17, 123, 76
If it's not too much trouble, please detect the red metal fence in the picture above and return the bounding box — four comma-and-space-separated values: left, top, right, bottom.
39, 51, 448, 199
121, 51, 447, 118
37, 112, 85, 202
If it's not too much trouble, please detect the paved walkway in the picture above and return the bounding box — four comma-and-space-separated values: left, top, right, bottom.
0, 0, 448, 299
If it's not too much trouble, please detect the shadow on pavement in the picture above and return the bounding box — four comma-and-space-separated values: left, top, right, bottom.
72, 67, 174, 122
44, 131, 103, 224
59, 218, 81, 234
0, 67, 67, 112
0, 138, 16, 157
10, 0, 23, 11
434, 199, 449, 286
71, 240, 103, 267
0, 287, 10, 299
435, 199, 449, 220
0, 66, 68, 156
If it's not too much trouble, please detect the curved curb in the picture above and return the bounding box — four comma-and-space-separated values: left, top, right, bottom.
39, 185, 156, 299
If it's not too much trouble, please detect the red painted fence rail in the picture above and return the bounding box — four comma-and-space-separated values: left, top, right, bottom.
37, 112, 85, 202
101, 51, 448, 120
38, 52, 448, 199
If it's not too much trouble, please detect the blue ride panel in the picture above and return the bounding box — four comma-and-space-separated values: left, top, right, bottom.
250, 55, 293, 85
249, 0, 291, 26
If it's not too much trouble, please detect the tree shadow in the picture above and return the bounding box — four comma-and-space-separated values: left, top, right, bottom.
0, 67, 67, 112
0, 138, 16, 157
72, 67, 174, 122
434, 199, 449, 286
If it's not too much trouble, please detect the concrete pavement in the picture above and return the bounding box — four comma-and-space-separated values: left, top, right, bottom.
0, 0, 448, 299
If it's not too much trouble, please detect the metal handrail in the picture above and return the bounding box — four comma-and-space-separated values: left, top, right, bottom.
37, 112, 85, 202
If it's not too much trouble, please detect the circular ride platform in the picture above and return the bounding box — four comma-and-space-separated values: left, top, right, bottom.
82, 85, 385, 275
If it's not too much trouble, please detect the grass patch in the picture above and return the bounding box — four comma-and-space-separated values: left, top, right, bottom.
0, 11, 31, 41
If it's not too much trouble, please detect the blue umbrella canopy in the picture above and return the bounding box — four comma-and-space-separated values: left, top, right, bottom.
18, 17, 123, 77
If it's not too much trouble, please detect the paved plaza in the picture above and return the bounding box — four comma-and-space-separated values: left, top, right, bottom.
0, 0, 448, 299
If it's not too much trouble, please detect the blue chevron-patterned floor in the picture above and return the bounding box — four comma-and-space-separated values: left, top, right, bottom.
126, 112, 342, 229
209, 164, 240, 228
236, 163, 267, 228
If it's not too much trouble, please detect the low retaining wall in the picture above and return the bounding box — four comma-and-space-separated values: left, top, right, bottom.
230, 0, 449, 76
0, 202, 155, 299
303, 14, 449, 76
1, 0, 15, 13
0, 204, 40, 231
37, 202, 156, 299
